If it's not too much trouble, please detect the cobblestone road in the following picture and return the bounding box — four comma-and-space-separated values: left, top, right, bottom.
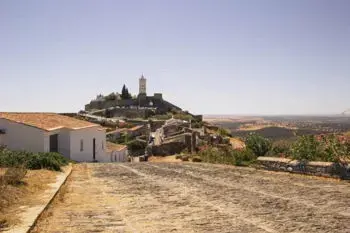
31, 162, 350, 233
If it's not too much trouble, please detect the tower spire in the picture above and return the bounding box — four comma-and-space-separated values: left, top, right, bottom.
139, 74, 147, 94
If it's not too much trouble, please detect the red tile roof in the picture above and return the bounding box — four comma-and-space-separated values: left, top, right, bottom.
106, 142, 127, 152
0, 112, 98, 131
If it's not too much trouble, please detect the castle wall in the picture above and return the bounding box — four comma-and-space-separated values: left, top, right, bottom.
112, 108, 147, 118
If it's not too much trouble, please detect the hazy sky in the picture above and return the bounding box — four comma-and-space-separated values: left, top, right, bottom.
1, 0, 349, 115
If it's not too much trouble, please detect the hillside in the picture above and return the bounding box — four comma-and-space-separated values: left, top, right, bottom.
231, 126, 296, 140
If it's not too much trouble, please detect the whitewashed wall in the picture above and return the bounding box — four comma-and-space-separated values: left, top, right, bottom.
0, 118, 46, 152
107, 148, 128, 162
69, 126, 106, 162
44, 128, 71, 159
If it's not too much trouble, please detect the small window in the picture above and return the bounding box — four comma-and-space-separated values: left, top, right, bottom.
80, 139, 84, 151
102, 141, 104, 150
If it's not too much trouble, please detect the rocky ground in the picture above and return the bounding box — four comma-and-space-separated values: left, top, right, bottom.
31, 162, 350, 233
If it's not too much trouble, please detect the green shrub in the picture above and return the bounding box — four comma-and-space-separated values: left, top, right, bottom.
217, 128, 231, 137
321, 134, 350, 162
26, 152, 68, 171
291, 135, 324, 161
231, 149, 256, 166
0, 148, 68, 171
269, 140, 292, 157
197, 146, 256, 166
245, 133, 272, 157
127, 140, 147, 151
290, 134, 350, 162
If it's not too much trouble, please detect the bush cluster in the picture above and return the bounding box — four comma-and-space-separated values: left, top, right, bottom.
127, 140, 147, 156
245, 133, 272, 157
197, 146, 256, 166
0, 147, 68, 171
291, 134, 350, 162
243, 133, 350, 162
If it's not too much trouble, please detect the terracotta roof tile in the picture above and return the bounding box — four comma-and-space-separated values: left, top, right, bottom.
106, 141, 127, 152
0, 112, 98, 131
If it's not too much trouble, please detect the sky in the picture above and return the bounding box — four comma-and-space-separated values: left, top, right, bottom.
0, 0, 350, 115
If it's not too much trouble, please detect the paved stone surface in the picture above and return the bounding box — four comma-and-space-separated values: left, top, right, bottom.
31, 163, 350, 233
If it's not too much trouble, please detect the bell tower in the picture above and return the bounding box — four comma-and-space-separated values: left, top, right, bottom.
139, 74, 146, 95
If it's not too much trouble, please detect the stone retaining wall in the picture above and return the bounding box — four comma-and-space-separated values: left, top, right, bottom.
150, 141, 187, 156
257, 157, 350, 179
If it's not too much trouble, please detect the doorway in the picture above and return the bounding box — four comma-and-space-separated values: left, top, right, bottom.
93, 138, 96, 161
50, 134, 58, 152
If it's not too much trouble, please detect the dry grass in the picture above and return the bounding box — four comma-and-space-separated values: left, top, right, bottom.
0, 168, 58, 230
148, 155, 181, 163
237, 124, 297, 131
230, 137, 246, 149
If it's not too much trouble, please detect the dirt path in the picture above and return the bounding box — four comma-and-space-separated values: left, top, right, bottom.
31, 163, 350, 233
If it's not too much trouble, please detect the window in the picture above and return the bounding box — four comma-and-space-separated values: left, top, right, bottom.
80, 139, 84, 151
102, 141, 104, 150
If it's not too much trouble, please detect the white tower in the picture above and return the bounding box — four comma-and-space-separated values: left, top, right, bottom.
139, 74, 146, 95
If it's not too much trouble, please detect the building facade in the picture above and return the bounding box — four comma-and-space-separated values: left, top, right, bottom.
0, 113, 123, 163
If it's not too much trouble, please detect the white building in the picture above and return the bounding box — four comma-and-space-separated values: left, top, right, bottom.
106, 142, 128, 162
0, 112, 126, 162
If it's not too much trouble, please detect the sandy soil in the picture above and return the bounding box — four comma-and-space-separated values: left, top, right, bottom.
0, 168, 58, 229
32, 163, 350, 233
229, 137, 245, 149
148, 155, 181, 163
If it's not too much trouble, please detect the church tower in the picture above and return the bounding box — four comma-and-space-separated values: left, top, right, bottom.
139, 74, 146, 95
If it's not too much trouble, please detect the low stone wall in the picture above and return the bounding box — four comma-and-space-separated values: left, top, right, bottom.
257, 157, 350, 180
150, 142, 187, 156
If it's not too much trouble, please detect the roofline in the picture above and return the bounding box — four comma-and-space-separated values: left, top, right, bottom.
0, 117, 99, 132
0, 117, 51, 131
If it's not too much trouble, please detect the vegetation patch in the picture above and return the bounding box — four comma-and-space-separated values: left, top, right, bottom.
0, 147, 69, 171
127, 140, 147, 156
196, 145, 256, 166
0, 167, 58, 230
290, 134, 350, 162
245, 133, 272, 157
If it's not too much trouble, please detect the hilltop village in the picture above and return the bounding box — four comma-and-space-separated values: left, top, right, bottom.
85, 75, 184, 118
78, 75, 232, 160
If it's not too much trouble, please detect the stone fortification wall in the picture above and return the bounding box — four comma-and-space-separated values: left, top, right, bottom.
257, 157, 350, 179
111, 108, 147, 118
85, 93, 181, 113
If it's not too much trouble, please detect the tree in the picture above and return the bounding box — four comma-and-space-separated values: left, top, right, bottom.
290, 135, 322, 161
127, 140, 147, 156
322, 134, 350, 162
245, 133, 271, 157
270, 139, 292, 156
121, 84, 132, 100
105, 92, 116, 101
